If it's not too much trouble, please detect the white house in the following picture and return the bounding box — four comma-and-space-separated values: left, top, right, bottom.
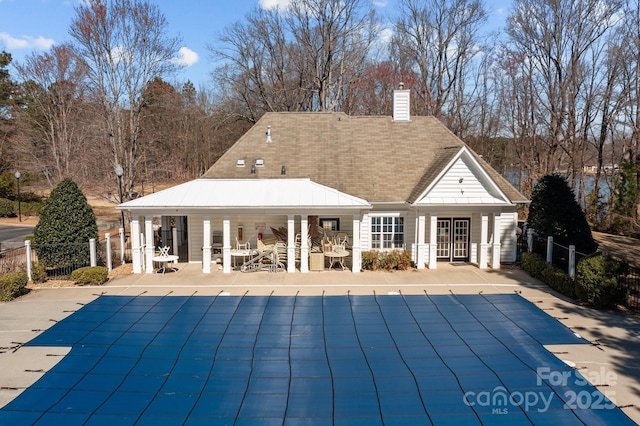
118, 89, 529, 274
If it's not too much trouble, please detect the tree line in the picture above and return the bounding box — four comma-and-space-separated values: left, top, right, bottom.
1, 0, 640, 234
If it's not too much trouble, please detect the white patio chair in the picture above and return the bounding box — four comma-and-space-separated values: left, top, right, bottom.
236, 238, 250, 250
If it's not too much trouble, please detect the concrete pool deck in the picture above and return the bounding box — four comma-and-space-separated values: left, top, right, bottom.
1, 264, 638, 424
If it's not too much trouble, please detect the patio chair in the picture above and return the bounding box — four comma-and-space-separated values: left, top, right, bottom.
326, 241, 348, 270
336, 232, 349, 246
236, 238, 250, 250
275, 241, 287, 266
257, 238, 274, 252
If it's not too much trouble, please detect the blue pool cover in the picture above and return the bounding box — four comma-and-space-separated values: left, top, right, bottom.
0, 293, 634, 425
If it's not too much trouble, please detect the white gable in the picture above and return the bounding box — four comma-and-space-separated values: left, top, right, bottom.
414, 149, 511, 206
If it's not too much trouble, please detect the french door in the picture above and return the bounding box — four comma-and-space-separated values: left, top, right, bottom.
436, 218, 470, 261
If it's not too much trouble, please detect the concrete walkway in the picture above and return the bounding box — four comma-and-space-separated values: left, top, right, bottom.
1, 264, 639, 423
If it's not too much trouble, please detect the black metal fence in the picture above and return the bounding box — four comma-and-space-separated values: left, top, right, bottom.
0, 245, 32, 275
623, 265, 640, 311
0, 235, 132, 280
527, 234, 639, 312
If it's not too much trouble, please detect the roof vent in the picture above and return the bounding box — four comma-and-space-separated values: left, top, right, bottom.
393, 83, 410, 122
236, 159, 245, 167
255, 159, 264, 167
266, 126, 272, 143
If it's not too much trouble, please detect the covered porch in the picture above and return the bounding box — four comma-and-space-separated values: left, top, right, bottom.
118, 179, 371, 274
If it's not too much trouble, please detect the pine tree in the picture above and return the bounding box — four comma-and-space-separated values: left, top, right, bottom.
34, 179, 98, 268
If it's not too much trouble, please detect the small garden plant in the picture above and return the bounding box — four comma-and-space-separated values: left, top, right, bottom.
0, 272, 29, 301
71, 266, 109, 286
361, 250, 414, 271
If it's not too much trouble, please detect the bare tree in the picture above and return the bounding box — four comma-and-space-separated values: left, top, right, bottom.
69, 0, 181, 196
211, 0, 377, 117
506, 0, 623, 183
138, 79, 229, 184
211, 7, 310, 122
15, 45, 88, 186
344, 61, 407, 116
494, 47, 544, 198
391, 0, 488, 129
287, 0, 378, 112
617, 0, 640, 218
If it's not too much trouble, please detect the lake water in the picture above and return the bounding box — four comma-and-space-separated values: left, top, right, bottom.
504, 170, 612, 206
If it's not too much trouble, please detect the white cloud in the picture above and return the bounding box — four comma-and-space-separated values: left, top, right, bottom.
259, 0, 291, 10
171, 47, 199, 67
378, 27, 393, 44
373, 0, 388, 7
0, 32, 54, 50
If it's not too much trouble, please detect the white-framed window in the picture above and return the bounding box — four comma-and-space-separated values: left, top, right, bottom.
319, 218, 340, 231
370, 215, 404, 249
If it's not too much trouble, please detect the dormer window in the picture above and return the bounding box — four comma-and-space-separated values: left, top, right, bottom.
236, 159, 246, 167
255, 159, 264, 167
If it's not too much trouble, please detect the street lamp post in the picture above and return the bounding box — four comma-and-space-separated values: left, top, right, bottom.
14, 170, 21, 222
115, 164, 125, 231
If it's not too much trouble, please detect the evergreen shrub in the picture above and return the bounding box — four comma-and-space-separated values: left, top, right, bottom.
0, 272, 29, 301
71, 266, 108, 286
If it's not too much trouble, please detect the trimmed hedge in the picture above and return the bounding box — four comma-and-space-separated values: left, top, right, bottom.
522, 252, 629, 309
71, 266, 108, 286
0, 272, 29, 301
522, 252, 575, 298
575, 255, 628, 309
361, 250, 414, 271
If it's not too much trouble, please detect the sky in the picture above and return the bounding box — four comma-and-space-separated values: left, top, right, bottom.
0, 0, 511, 88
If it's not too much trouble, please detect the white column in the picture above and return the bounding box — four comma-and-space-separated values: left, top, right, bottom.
417, 213, 426, 269
145, 216, 155, 273
287, 215, 295, 273
492, 213, 501, 269
202, 216, 212, 273
223, 217, 231, 273
300, 215, 309, 273
429, 214, 437, 269
90, 238, 97, 267
352, 215, 361, 273
25, 240, 32, 281
105, 233, 112, 271
131, 220, 142, 273
479, 213, 489, 269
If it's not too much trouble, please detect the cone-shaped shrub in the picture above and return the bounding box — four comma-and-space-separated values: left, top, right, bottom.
528, 174, 597, 254
34, 179, 98, 268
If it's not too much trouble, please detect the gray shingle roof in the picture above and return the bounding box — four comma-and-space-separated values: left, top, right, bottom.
202, 112, 528, 204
